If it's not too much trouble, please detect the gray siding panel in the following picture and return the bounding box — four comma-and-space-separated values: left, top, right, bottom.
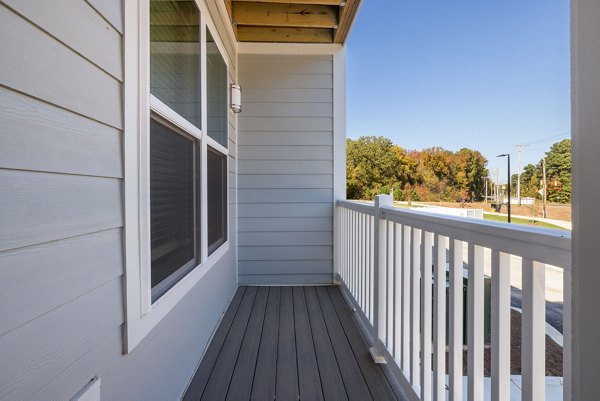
0, 170, 122, 252
238, 54, 334, 284
239, 131, 332, 146
0, 229, 123, 336
238, 203, 333, 218
239, 175, 332, 189
85, 0, 123, 33
239, 260, 333, 276
0, 278, 123, 401
0, 87, 122, 178
239, 246, 332, 261
238, 145, 333, 161
238, 231, 333, 247
242, 88, 332, 103
3, 0, 123, 80
238, 274, 333, 285
0, 5, 122, 129
238, 189, 333, 203
238, 160, 333, 175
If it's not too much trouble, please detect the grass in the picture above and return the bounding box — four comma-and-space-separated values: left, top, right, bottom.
483, 213, 567, 230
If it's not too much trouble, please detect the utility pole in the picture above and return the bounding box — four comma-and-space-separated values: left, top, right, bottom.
494, 168, 499, 203
542, 158, 547, 218
497, 154, 511, 223
484, 178, 488, 204
514, 144, 528, 205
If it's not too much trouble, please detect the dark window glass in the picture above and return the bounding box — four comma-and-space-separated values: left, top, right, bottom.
150, 118, 199, 301
150, 0, 201, 128
206, 29, 228, 147
207, 146, 227, 254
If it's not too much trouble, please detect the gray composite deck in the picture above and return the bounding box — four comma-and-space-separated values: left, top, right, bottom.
183, 286, 402, 401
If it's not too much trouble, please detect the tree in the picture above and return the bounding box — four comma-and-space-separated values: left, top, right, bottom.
346, 136, 489, 202
346, 136, 416, 199
519, 163, 541, 199
544, 139, 571, 203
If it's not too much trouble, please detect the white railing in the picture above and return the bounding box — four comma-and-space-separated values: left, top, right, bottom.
335, 196, 571, 401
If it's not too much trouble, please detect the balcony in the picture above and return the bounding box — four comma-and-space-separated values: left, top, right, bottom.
184, 195, 570, 401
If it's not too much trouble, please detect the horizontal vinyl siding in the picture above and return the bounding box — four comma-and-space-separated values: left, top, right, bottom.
0, 2, 126, 400
238, 54, 334, 285
0, 2, 238, 400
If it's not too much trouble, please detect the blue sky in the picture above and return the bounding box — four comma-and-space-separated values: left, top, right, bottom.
345, 1, 570, 183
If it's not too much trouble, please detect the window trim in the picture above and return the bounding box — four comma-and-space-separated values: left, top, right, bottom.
123, 0, 232, 353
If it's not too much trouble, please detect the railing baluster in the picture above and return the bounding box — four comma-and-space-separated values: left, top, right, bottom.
468, 243, 485, 401
394, 223, 402, 362
387, 220, 394, 350
449, 239, 463, 401
421, 230, 433, 401
410, 227, 421, 386
491, 250, 511, 401
402, 224, 411, 373
359, 211, 364, 309
522, 259, 546, 401
433, 234, 447, 401
360, 214, 369, 311
369, 215, 375, 324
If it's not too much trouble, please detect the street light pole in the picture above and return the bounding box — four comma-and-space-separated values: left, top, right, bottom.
497, 154, 511, 223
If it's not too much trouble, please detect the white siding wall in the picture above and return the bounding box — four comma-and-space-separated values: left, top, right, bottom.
0, 1, 238, 400
238, 54, 334, 285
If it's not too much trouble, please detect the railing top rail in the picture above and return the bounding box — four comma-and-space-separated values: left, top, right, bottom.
337, 200, 571, 269
337, 199, 376, 215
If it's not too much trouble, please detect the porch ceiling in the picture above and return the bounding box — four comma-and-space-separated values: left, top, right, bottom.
225, 0, 361, 43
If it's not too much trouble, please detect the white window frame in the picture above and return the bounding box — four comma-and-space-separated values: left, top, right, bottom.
123, 0, 233, 352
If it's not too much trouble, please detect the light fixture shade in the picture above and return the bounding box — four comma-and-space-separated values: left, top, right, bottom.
230, 84, 242, 113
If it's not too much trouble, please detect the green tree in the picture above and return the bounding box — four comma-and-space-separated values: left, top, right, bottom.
545, 139, 571, 203
346, 136, 415, 199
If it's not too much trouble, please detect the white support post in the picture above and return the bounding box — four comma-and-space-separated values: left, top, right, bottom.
433, 234, 447, 401
371, 194, 393, 364
420, 231, 433, 401
468, 243, 485, 401
522, 259, 546, 401
448, 239, 463, 401
491, 251, 511, 401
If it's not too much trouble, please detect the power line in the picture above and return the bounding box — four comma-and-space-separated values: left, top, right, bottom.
522, 132, 570, 146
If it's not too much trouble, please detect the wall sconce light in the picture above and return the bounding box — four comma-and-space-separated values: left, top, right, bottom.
231, 84, 242, 113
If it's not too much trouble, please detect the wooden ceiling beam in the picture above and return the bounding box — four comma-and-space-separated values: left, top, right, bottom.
334, 0, 360, 43
234, 2, 338, 29
234, 0, 342, 6
237, 26, 333, 43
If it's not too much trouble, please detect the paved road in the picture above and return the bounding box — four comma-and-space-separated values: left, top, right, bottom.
510, 287, 564, 333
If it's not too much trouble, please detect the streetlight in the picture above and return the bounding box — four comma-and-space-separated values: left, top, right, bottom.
497, 154, 511, 223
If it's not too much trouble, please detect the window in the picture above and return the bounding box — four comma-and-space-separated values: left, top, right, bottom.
149, 117, 200, 301
149, 0, 203, 301
123, 0, 231, 351
207, 146, 227, 254
206, 26, 228, 255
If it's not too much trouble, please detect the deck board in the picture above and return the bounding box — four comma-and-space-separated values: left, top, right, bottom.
293, 287, 325, 401
201, 286, 258, 401
315, 286, 374, 401
184, 286, 399, 401
305, 286, 349, 401
251, 287, 280, 401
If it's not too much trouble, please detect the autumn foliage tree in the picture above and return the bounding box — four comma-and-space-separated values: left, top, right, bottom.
346, 136, 489, 201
